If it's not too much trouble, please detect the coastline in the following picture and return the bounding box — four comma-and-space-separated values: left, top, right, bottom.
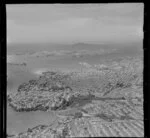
7, 57, 143, 137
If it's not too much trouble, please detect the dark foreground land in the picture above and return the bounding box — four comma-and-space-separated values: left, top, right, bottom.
7, 57, 143, 137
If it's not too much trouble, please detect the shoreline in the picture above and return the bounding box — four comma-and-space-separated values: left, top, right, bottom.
7, 57, 143, 137
7, 57, 143, 112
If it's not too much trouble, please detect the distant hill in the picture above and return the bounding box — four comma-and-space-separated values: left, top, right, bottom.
71, 42, 111, 50
7, 41, 142, 56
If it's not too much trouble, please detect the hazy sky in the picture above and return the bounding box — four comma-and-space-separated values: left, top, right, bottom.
7, 3, 143, 44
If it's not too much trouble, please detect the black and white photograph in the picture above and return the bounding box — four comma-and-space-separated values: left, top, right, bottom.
6, 3, 144, 137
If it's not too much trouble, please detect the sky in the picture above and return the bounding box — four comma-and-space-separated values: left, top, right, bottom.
7, 3, 143, 45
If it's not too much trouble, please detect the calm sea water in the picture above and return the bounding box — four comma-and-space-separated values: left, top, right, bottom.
7, 105, 57, 134
7, 42, 143, 134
